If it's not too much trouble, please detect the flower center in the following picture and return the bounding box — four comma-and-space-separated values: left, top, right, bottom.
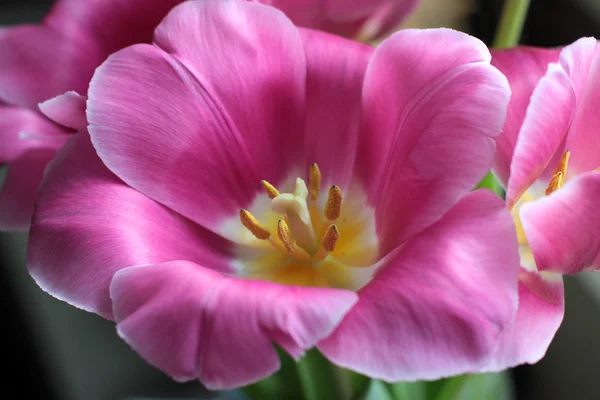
513, 150, 571, 273
544, 150, 570, 195
232, 163, 378, 290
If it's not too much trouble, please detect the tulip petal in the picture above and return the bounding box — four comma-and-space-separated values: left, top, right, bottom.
0, 148, 59, 231
319, 190, 520, 381
505, 63, 576, 206
28, 132, 232, 319
299, 28, 373, 187
486, 270, 564, 370
358, 29, 510, 256
520, 172, 600, 274
563, 39, 600, 175
111, 260, 358, 390
88, 0, 306, 238
0, 105, 67, 162
490, 47, 561, 186
39, 91, 87, 130
45, 0, 184, 56
0, 25, 98, 108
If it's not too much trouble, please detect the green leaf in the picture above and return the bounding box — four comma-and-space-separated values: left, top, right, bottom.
476, 172, 504, 197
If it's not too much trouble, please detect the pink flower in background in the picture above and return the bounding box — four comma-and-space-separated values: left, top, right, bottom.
488, 38, 600, 369
262, 0, 419, 41
0, 0, 185, 230
28, 0, 517, 390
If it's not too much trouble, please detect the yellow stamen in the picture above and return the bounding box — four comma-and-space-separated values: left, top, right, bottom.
545, 150, 570, 195
309, 163, 321, 201
325, 186, 342, 221
240, 209, 270, 240
312, 225, 340, 262
545, 172, 564, 195
321, 224, 340, 252
261, 180, 280, 199
277, 219, 297, 252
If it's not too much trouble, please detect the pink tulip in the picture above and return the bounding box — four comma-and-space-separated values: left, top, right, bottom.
488, 38, 600, 369
28, 0, 517, 390
1, 0, 417, 231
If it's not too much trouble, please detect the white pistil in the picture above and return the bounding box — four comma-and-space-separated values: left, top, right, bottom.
271, 178, 317, 253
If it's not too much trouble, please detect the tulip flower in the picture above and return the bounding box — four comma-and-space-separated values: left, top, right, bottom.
1, 0, 419, 231
488, 37, 600, 368
28, 0, 518, 390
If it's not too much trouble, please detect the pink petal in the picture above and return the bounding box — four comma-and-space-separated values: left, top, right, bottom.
563, 39, 600, 175
88, 0, 306, 237
486, 270, 564, 370
357, 29, 510, 256
45, 0, 185, 57
0, 25, 98, 108
490, 47, 561, 186
0, 105, 68, 162
270, 0, 418, 41
110, 260, 358, 390
38, 91, 87, 130
28, 132, 232, 319
299, 28, 373, 187
319, 190, 520, 381
0, 148, 60, 231
520, 172, 600, 274
505, 63, 576, 207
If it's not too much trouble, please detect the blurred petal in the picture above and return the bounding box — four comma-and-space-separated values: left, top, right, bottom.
520, 172, 600, 274
0, 106, 67, 162
319, 190, 520, 380
39, 91, 87, 130
490, 46, 561, 186
486, 270, 564, 370
88, 0, 306, 238
299, 28, 373, 187
358, 29, 510, 255
28, 132, 232, 319
111, 260, 358, 389
0, 148, 59, 231
0, 25, 98, 108
45, 0, 185, 56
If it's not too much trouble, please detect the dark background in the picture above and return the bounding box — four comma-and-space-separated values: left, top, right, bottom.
1, 0, 600, 399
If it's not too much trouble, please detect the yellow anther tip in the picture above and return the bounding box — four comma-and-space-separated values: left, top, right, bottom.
322, 225, 340, 252
277, 219, 297, 252
240, 209, 271, 240
309, 163, 322, 201
261, 180, 280, 199
325, 185, 342, 221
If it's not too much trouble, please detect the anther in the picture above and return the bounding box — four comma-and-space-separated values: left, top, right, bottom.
325, 186, 342, 221
277, 220, 297, 252
240, 209, 270, 240
321, 225, 340, 252
545, 150, 570, 195
261, 180, 280, 199
309, 163, 321, 201
545, 172, 563, 195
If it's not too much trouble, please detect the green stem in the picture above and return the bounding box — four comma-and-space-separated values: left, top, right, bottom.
434, 375, 471, 400
493, 0, 531, 49
297, 349, 343, 400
